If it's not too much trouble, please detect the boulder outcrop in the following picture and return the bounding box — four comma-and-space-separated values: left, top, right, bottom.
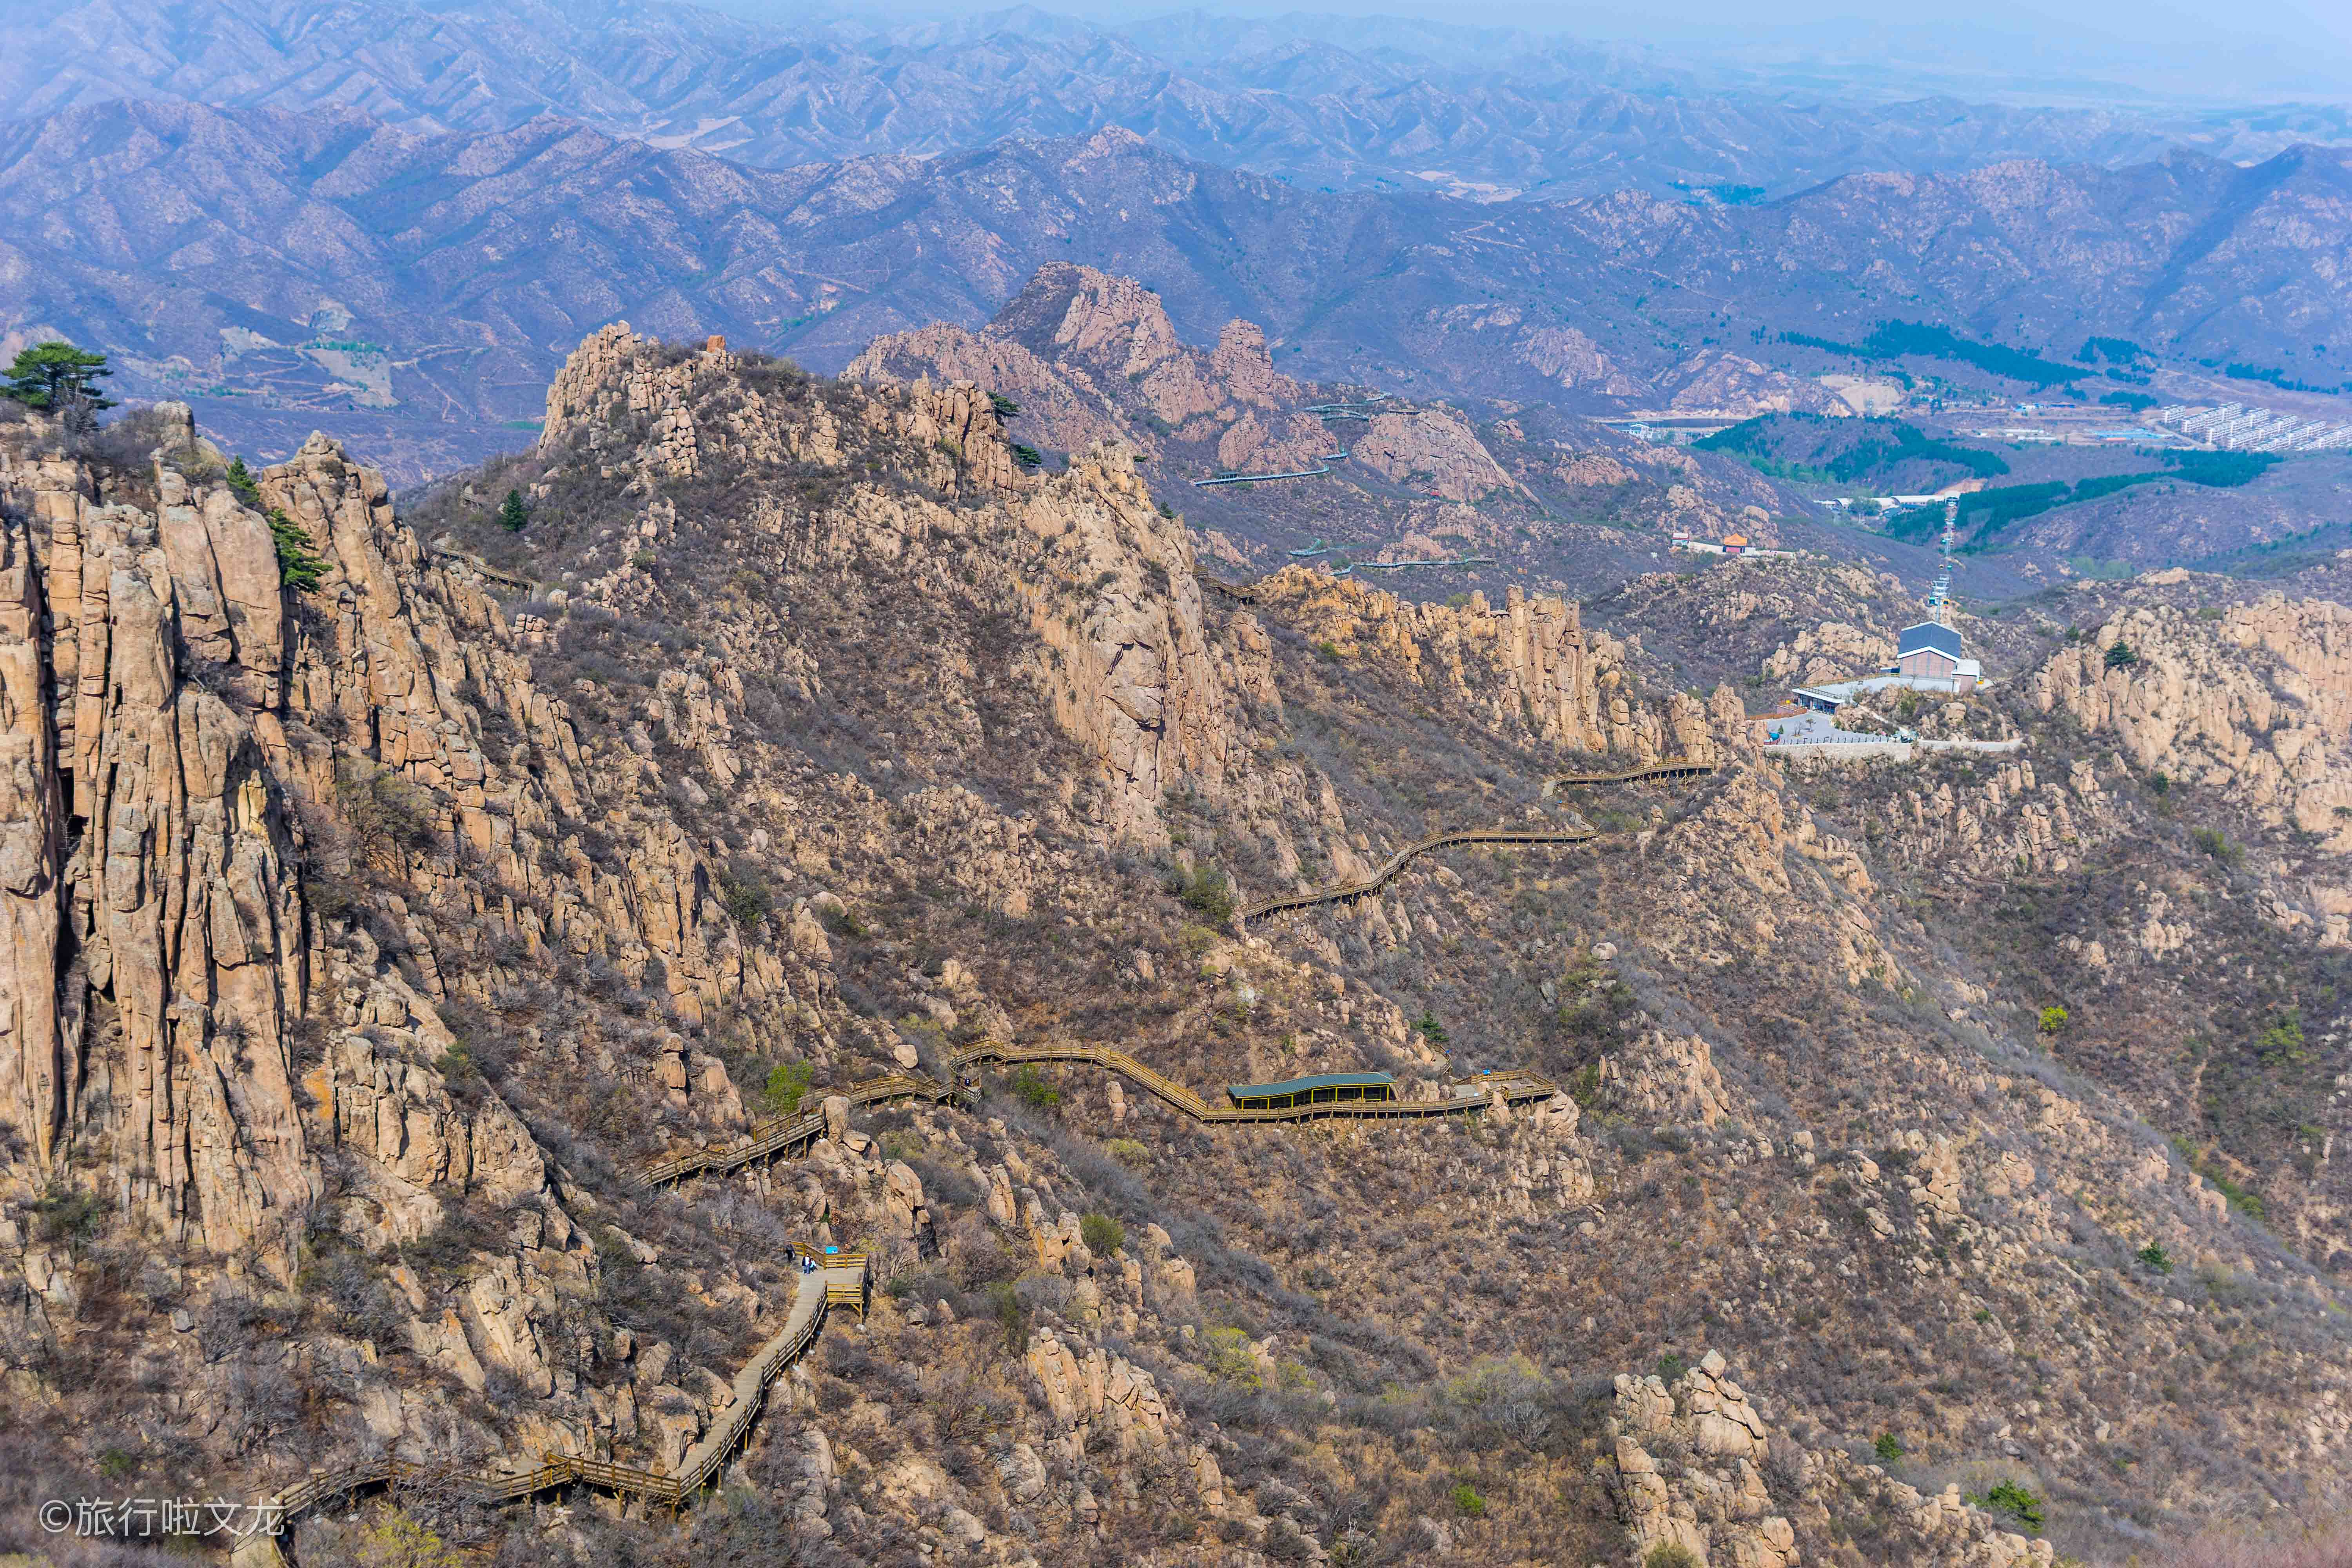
2036, 595, 2352, 851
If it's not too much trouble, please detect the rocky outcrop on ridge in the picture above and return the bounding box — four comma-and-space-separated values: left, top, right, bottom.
1351, 406, 1520, 502
1657, 350, 1853, 418
849, 262, 1328, 479
1608, 1348, 2063, 1568
1245, 565, 1718, 764
2034, 594, 2352, 853
8, 343, 2352, 1567
1, 412, 316, 1259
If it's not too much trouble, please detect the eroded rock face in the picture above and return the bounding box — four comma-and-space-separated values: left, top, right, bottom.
1351, 407, 1517, 502
1763, 619, 1896, 686
1, 429, 315, 1263
1610, 1351, 2057, 1568
849, 262, 1326, 478
845, 325, 1133, 457
1607, 1030, 1735, 1128
0, 407, 728, 1280
564, 326, 1283, 845
552, 322, 1020, 495
1423, 303, 1642, 397
1012, 441, 1261, 840
1659, 350, 1851, 418
2036, 596, 2352, 851
0, 459, 69, 1168
1024, 1330, 1180, 1456
1245, 566, 1697, 759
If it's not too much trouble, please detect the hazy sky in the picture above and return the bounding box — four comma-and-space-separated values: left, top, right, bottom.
869, 0, 2352, 102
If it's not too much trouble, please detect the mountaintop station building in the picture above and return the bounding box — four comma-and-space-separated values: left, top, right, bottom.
1889, 621, 1982, 693
1788, 620, 1985, 712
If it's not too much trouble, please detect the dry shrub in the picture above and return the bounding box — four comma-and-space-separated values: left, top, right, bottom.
2160, 1521, 2352, 1568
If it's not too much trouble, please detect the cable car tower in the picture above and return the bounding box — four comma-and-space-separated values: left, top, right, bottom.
1923, 501, 1958, 628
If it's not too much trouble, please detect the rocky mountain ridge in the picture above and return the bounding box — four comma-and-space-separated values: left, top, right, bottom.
847, 260, 1793, 579
8, 0, 2343, 203
6, 99, 2350, 485
2, 338, 2348, 1565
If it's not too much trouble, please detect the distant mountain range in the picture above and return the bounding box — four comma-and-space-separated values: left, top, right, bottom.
4, 96, 2348, 471
5, 0, 2347, 202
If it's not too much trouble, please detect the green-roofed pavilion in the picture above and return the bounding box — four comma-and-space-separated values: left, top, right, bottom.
1225, 1071, 1396, 1111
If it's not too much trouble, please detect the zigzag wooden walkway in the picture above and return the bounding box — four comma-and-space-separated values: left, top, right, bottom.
635, 1044, 1564, 1193
235, 1250, 870, 1567
636, 1071, 960, 1187
1237, 758, 1712, 923
242, 757, 1711, 1557
1546, 759, 1715, 786
243, 1035, 1561, 1558
953, 1043, 1557, 1125
1238, 824, 1600, 922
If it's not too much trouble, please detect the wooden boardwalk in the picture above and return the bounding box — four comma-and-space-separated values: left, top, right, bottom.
955, 1043, 1558, 1125
241, 1029, 1561, 1557
240, 755, 1715, 1555
636, 1071, 960, 1187
1238, 758, 1713, 923
1238, 824, 1601, 922
1199, 575, 1261, 604
235, 1250, 870, 1567
1545, 759, 1716, 786
637, 1044, 1564, 1193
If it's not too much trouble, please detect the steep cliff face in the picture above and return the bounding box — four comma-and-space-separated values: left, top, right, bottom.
1009, 441, 1267, 841
2035, 594, 2352, 853
0, 400, 782, 1494
1350, 406, 1519, 502
2, 414, 316, 1265
1247, 565, 1719, 764
544, 322, 1272, 846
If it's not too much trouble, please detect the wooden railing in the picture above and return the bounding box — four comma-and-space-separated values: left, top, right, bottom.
1544, 758, 1716, 786
239, 708, 1715, 1554
1199, 575, 1261, 604
425, 545, 538, 594
640, 1031, 1579, 1193
1238, 758, 1713, 922
1237, 824, 1601, 922
949, 1042, 1557, 1126
955, 1041, 1218, 1119
249, 1036, 1569, 1557
239, 1256, 871, 1564
637, 1072, 958, 1188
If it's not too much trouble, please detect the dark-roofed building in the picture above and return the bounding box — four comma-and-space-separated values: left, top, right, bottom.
1893, 621, 1965, 680
1226, 1072, 1395, 1111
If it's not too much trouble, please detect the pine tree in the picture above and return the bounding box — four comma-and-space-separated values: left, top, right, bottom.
267, 509, 326, 592
2, 341, 114, 410
498, 488, 528, 532
225, 456, 263, 509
